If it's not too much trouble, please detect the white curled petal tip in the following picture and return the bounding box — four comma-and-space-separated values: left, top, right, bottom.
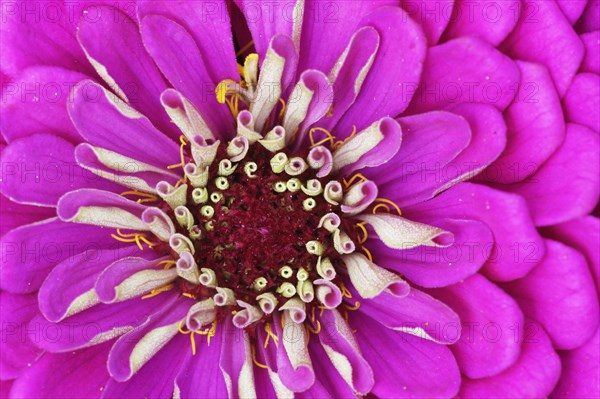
185, 298, 217, 332
257, 292, 278, 314
297, 280, 315, 303
279, 298, 306, 324
318, 212, 341, 233
169, 233, 195, 255
259, 126, 286, 152
232, 300, 264, 329
333, 229, 356, 254
176, 251, 199, 284
284, 157, 308, 176
236, 110, 263, 143
324, 181, 343, 205
173, 206, 194, 229
317, 257, 336, 281
314, 279, 343, 309
183, 163, 209, 188
307, 146, 333, 178
342, 253, 410, 299
141, 207, 175, 242
156, 181, 188, 209
356, 214, 454, 249
341, 180, 378, 215
227, 136, 250, 162
214, 287, 236, 307
190, 136, 220, 167
199, 268, 218, 288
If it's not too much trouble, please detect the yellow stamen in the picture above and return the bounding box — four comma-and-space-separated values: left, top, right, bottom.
373, 197, 402, 216
263, 322, 279, 349
236, 39, 255, 57
141, 283, 174, 299
307, 320, 321, 334
190, 331, 197, 355
251, 345, 268, 369
339, 283, 353, 299
309, 127, 336, 149
332, 125, 357, 150
167, 135, 189, 170
345, 301, 361, 311
158, 260, 177, 270
372, 203, 391, 214
354, 222, 368, 244
278, 98, 287, 121
342, 173, 368, 188
237, 63, 245, 76
182, 293, 195, 299
360, 246, 373, 262
120, 190, 158, 200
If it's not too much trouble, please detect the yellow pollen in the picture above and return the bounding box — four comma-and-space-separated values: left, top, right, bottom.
307, 320, 321, 334
309, 127, 336, 149
339, 283, 353, 298
342, 173, 368, 188
264, 322, 279, 348
236, 39, 255, 57
251, 345, 268, 369
278, 98, 287, 121
157, 260, 177, 270
111, 229, 153, 250
354, 222, 369, 244
360, 246, 374, 262
373, 198, 402, 216
141, 283, 174, 299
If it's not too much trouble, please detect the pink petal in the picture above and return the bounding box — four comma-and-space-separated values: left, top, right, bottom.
500, 123, 600, 226
430, 274, 524, 378
459, 321, 561, 399
484, 61, 565, 184
408, 36, 520, 113
504, 239, 599, 350
563, 73, 600, 133
502, 0, 584, 96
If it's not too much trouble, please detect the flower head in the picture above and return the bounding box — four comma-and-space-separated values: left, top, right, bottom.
1, 1, 599, 398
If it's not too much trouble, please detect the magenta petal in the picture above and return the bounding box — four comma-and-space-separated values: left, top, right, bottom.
367, 111, 470, 206
219, 316, 257, 396
107, 292, 193, 381
556, 0, 588, 23
137, 0, 238, 83
354, 286, 461, 344
175, 325, 227, 398
0, 292, 42, 379
318, 310, 374, 394
0, 134, 120, 207
38, 245, 140, 323
484, 61, 565, 184
443, 0, 520, 45
504, 239, 599, 350
234, 0, 303, 60
30, 294, 169, 353
0, 66, 87, 143
408, 36, 520, 113
0, 1, 94, 77
352, 311, 460, 399
370, 218, 491, 287
0, 218, 115, 293
542, 216, 600, 290
580, 31, 600, 74
140, 14, 235, 139
404, 183, 544, 281
0, 194, 54, 237
335, 6, 427, 134
501, 124, 600, 226
430, 274, 524, 378
103, 333, 188, 398
400, 0, 454, 45
9, 341, 112, 399
502, 0, 584, 96
68, 80, 180, 168
459, 321, 561, 399
577, 0, 600, 33
563, 73, 600, 133
76, 6, 179, 140
298, 1, 395, 73
551, 327, 600, 399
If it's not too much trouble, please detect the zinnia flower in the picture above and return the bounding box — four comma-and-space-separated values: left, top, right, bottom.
1, 0, 598, 398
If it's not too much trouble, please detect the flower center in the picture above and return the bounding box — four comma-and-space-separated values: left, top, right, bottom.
158, 135, 356, 328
